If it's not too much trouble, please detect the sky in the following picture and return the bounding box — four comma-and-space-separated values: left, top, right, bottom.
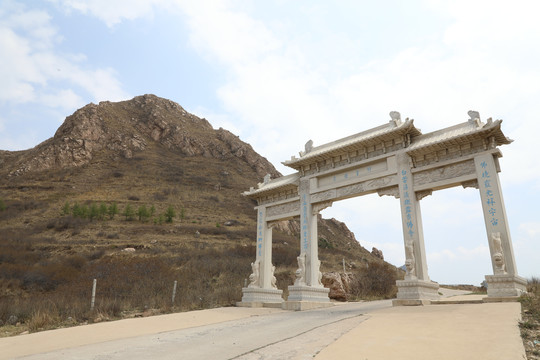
0, 0, 539, 285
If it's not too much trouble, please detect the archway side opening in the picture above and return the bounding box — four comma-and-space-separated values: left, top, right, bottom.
420, 186, 490, 287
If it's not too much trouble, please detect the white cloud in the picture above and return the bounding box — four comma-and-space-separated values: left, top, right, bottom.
428, 249, 456, 262
518, 222, 540, 239
38, 88, 84, 110
0, 1, 130, 150
50, 0, 162, 27
456, 245, 490, 257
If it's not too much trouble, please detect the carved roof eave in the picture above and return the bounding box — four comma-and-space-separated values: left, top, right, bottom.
406, 119, 512, 157
242, 172, 300, 199
282, 119, 422, 170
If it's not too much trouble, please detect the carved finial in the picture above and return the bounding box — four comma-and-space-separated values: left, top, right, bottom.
299, 140, 313, 157
305, 140, 313, 153
468, 110, 480, 121
389, 111, 401, 125
263, 173, 271, 184
467, 110, 483, 128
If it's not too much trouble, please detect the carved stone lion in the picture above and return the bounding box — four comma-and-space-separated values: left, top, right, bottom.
491, 232, 507, 275
405, 241, 416, 279
248, 260, 260, 288
294, 253, 306, 286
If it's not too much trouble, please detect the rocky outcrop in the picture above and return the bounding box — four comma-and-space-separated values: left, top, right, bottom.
371, 247, 384, 260
2, 94, 279, 179
322, 272, 353, 301
326, 218, 357, 242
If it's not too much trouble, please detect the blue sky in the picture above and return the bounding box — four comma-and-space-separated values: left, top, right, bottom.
1, 0, 539, 285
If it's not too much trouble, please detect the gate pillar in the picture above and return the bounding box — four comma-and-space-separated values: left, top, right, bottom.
474, 153, 526, 298
394, 153, 440, 303
239, 206, 284, 306
285, 179, 330, 309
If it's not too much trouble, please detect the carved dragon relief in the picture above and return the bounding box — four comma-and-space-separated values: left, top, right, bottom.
337, 175, 395, 198
413, 160, 476, 186
311, 189, 336, 203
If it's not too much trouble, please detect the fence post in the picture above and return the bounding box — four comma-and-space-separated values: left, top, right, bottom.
91, 278, 97, 311
172, 280, 178, 305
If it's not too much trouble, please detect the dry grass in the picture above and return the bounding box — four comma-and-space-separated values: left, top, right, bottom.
0, 128, 400, 336
519, 277, 540, 359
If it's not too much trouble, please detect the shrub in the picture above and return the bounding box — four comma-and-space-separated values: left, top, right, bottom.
89, 203, 99, 221
164, 206, 175, 223
0, 199, 6, 211
99, 203, 108, 220
349, 261, 397, 299
137, 205, 151, 222
108, 203, 118, 220
123, 204, 135, 221
72, 203, 89, 219
61, 201, 70, 216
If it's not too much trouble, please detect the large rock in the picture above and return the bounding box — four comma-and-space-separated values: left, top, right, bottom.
322, 272, 352, 301
371, 247, 384, 260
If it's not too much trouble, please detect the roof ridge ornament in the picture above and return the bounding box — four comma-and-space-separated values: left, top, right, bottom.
299, 139, 313, 157
389, 111, 402, 127
467, 110, 482, 128
257, 173, 272, 188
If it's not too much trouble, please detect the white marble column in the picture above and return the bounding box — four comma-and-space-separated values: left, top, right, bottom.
474, 152, 526, 297
285, 178, 330, 308
394, 153, 439, 303
239, 206, 283, 305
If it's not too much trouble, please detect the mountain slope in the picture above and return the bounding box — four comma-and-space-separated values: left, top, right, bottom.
0, 95, 397, 334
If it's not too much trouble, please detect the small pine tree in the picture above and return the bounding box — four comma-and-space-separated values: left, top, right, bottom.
99, 203, 108, 220
72, 202, 82, 218
108, 203, 118, 220
89, 203, 99, 221
123, 204, 135, 221
80, 204, 89, 219
137, 205, 150, 222
0, 199, 6, 212
61, 201, 70, 216
149, 205, 156, 217
164, 205, 176, 223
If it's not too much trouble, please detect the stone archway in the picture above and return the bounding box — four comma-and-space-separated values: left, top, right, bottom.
238, 111, 526, 308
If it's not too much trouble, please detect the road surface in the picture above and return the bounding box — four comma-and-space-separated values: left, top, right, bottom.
16, 301, 391, 360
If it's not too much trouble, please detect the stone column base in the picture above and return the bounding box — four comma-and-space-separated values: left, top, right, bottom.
485, 274, 527, 298
237, 287, 284, 307
282, 285, 331, 311
287, 285, 330, 302
395, 279, 440, 301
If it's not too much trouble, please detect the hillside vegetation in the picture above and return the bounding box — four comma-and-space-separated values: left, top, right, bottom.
0, 95, 400, 335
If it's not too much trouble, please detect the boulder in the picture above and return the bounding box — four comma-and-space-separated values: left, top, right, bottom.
322, 272, 348, 301
371, 247, 384, 260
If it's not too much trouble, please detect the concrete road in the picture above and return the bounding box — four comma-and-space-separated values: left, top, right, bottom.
13, 301, 391, 360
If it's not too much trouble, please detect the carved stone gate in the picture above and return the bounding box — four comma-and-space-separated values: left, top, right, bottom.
239, 111, 526, 308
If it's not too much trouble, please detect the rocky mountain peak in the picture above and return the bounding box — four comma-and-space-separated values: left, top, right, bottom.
2, 95, 279, 180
